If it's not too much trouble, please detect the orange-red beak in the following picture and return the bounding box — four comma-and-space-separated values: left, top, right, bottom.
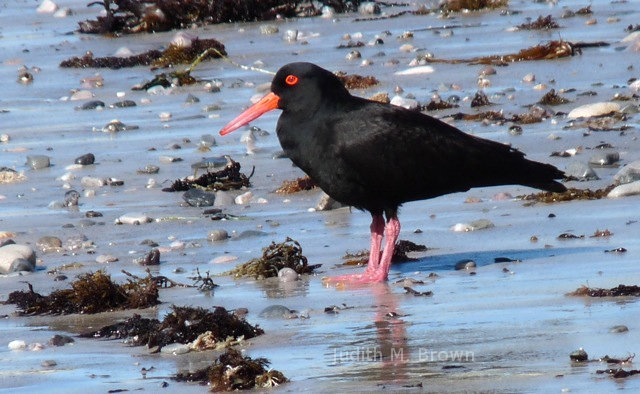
219, 92, 280, 136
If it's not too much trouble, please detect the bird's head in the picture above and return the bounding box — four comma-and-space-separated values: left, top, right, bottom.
219, 62, 349, 136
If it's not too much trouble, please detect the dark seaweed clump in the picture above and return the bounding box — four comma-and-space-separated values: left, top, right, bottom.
520, 186, 615, 203
163, 158, 252, 192
226, 238, 320, 279
538, 89, 570, 105
569, 284, 640, 297
518, 15, 560, 30
174, 348, 287, 391
335, 72, 380, 89
342, 239, 428, 266
60, 38, 226, 69
81, 306, 263, 352
78, 0, 360, 35
441, 0, 508, 12
597, 368, 640, 379
275, 175, 316, 194
4, 271, 159, 315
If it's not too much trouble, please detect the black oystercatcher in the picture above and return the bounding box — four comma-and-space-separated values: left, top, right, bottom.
219, 62, 566, 285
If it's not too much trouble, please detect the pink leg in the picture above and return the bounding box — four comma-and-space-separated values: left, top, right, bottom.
324, 215, 400, 286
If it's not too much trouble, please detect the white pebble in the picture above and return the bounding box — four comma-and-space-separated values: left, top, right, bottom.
210, 255, 238, 264
235, 191, 253, 205
608, 181, 640, 198
451, 223, 473, 232
390, 95, 418, 110
170, 32, 195, 48
629, 80, 640, 93
399, 44, 415, 52
8, 340, 27, 350
394, 66, 434, 76
116, 213, 152, 225
53, 7, 71, 17
84, 189, 96, 198
59, 172, 75, 182
159, 112, 172, 121
170, 241, 185, 250
116, 91, 126, 98
36, 0, 58, 14
29, 343, 45, 351
81, 176, 105, 188
70, 90, 93, 101
522, 73, 536, 83
567, 102, 621, 119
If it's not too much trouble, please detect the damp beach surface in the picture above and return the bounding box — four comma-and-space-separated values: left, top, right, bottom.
1, 0, 640, 392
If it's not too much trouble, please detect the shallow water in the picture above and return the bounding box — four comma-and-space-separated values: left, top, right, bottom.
1, 0, 640, 392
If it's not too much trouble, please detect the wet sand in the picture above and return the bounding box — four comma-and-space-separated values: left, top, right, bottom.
1, 0, 640, 392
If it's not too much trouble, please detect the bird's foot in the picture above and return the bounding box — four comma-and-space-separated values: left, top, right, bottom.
323, 270, 387, 288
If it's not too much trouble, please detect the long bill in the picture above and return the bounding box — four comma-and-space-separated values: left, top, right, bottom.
219, 92, 280, 136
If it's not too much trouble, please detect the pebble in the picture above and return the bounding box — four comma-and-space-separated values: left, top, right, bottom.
399, 44, 414, 52
565, 162, 599, 181
26, 155, 51, 170
609, 325, 629, 333
96, 254, 118, 263
629, 80, 640, 93
36, 0, 58, 14
315, 192, 345, 211
608, 180, 640, 198
110, 100, 136, 108
613, 160, 640, 185
210, 255, 238, 264
81, 176, 105, 188
158, 156, 182, 163
74, 153, 95, 165
233, 230, 268, 240
137, 164, 160, 174
214, 190, 237, 207
478, 66, 496, 76
170, 31, 194, 47
283, 29, 298, 42
358, 2, 380, 15
260, 24, 279, 35
522, 73, 535, 83
78, 100, 105, 110
567, 102, 621, 119
451, 219, 494, 232
390, 95, 419, 110
183, 188, 216, 207
569, 348, 588, 362
63, 190, 80, 207
116, 213, 152, 225
36, 236, 62, 252
8, 340, 27, 350
0, 243, 36, 274
455, 259, 476, 270
394, 66, 435, 76
30, 343, 45, 351
259, 305, 297, 319
41, 360, 57, 367
278, 267, 299, 282
100, 119, 138, 133
588, 151, 619, 166
86, 210, 103, 218
346, 50, 361, 61
160, 343, 191, 355
136, 248, 160, 265
49, 334, 74, 346
70, 90, 93, 101
208, 229, 229, 242
184, 94, 200, 104
234, 191, 253, 205
0, 133, 9, 143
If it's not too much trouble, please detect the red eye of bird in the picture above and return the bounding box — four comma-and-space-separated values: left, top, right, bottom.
285, 75, 299, 86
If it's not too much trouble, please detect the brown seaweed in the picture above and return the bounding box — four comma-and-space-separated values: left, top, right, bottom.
275, 175, 316, 194
81, 305, 262, 352
163, 157, 252, 192
518, 15, 560, 30
569, 284, 640, 297
335, 72, 379, 89
79, 0, 359, 35
538, 89, 570, 105
520, 186, 615, 203
596, 368, 640, 379
173, 348, 287, 390
60, 38, 226, 69
4, 271, 159, 315
470, 91, 492, 107
440, 0, 507, 12
225, 238, 320, 279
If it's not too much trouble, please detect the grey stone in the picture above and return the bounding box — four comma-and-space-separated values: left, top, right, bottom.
614, 160, 640, 185
0, 244, 36, 274
208, 229, 229, 242
315, 192, 346, 211
183, 188, 216, 207
566, 161, 599, 181
74, 153, 95, 165
26, 155, 51, 170
259, 305, 297, 319
588, 151, 620, 166
36, 236, 62, 252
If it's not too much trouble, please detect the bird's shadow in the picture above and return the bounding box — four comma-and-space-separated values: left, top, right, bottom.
394, 246, 600, 273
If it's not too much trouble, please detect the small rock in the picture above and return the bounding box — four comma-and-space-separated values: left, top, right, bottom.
208, 229, 229, 242
26, 155, 51, 170
0, 134, 9, 143
570, 348, 588, 362
137, 248, 160, 265
110, 100, 136, 108
608, 180, 640, 198
390, 95, 418, 110
74, 153, 95, 165
0, 244, 36, 274
259, 305, 297, 319
454, 259, 476, 270
567, 102, 621, 119
260, 24, 279, 35
81, 176, 105, 188
479, 66, 496, 76
78, 100, 105, 110
160, 343, 190, 355
8, 340, 27, 350
63, 190, 80, 207
116, 213, 152, 225
315, 192, 345, 211
394, 66, 435, 76
283, 29, 298, 42
346, 50, 361, 61
233, 230, 267, 240
41, 360, 57, 367
613, 160, 640, 185
85, 210, 103, 218
137, 164, 160, 174
234, 191, 253, 205
588, 151, 619, 166
49, 335, 74, 346
184, 94, 200, 104
96, 254, 118, 264
210, 255, 238, 264
358, 2, 380, 15
522, 73, 536, 83
183, 188, 216, 207
566, 162, 599, 181
36, 0, 58, 14
36, 236, 62, 252
609, 325, 629, 333
70, 90, 93, 101
278, 267, 299, 282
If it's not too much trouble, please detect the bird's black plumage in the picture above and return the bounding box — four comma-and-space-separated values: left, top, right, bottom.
220, 62, 566, 285
271, 62, 566, 214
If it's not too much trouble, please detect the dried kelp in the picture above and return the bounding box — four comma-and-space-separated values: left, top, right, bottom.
81, 306, 263, 352
424, 98, 458, 111
4, 271, 159, 315
335, 72, 379, 89
538, 89, 570, 105
569, 284, 640, 297
518, 15, 560, 30
60, 38, 226, 69
225, 237, 320, 279
174, 348, 287, 391
597, 368, 640, 379
470, 91, 492, 107
520, 186, 615, 203
78, 0, 360, 34
424, 40, 583, 66
441, 0, 507, 12
163, 158, 252, 192
275, 175, 316, 194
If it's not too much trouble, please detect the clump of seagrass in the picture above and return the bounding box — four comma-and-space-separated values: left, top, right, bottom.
569, 284, 640, 297
81, 305, 263, 352
174, 348, 287, 391
163, 157, 252, 192
225, 237, 320, 279
520, 186, 615, 203
275, 175, 316, 194
4, 271, 159, 315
